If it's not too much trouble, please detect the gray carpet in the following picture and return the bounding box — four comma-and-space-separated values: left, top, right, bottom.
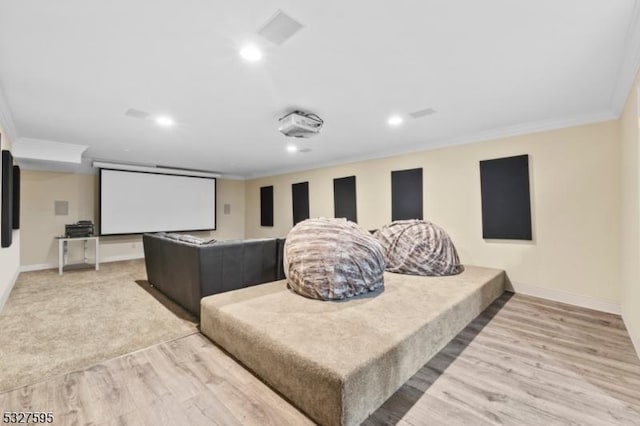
0, 260, 196, 393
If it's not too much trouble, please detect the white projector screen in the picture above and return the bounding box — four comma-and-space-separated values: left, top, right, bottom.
100, 169, 216, 235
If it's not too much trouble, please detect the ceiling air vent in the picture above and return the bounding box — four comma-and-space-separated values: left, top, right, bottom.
258, 10, 304, 45
125, 108, 150, 120
409, 108, 436, 119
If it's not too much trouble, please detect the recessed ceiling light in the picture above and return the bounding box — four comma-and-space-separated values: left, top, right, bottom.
388, 115, 403, 126
155, 116, 174, 127
239, 44, 263, 62
286, 144, 298, 153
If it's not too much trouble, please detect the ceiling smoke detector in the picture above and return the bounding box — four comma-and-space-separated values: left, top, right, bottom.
278, 110, 323, 138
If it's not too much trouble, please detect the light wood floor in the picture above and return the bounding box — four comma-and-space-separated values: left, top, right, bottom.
2, 293, 639, 425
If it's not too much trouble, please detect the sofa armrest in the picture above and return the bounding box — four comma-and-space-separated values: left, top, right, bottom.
143, 234, 202, 316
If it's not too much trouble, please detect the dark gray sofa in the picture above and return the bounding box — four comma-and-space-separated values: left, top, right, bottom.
143, 233, 286, 317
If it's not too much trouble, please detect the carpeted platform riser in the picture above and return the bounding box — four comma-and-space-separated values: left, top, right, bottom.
342, 272, 505, 425
202, 309, 343, 425
201, 267, 505, 426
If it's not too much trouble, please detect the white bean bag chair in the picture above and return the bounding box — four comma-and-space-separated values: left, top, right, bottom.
284, 218, 385, 300
373, 220, 462, 276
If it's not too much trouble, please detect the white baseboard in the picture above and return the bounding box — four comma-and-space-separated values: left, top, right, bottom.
100, 253, 145, 263
508, 281, 621, 315
20, 253, 144, 272
628, 322, 640, 358
20, 263, 56, 272
0, 267, 20, 312
622, 308, 640, 358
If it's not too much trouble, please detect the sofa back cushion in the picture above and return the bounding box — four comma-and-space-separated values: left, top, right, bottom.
198, 238, 279, 297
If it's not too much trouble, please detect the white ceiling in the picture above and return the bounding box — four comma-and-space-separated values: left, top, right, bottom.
0, 0, 639, 178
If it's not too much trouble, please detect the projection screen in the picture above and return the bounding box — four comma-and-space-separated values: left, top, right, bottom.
99, 169, 216, 235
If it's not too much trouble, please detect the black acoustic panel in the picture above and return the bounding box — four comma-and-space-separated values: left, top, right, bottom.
292, 181, 309, 225
1, 150, 13, 247
480, 154, 532, 240
391, 168, 423, 221
12, 166, 20, 229
334, 176, 357, 222
260, 185, 274, 227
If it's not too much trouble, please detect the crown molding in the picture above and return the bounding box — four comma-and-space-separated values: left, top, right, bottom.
219, 174, 247, 180
0, 82, 19, 144
245, 110, 617, 180
610, 0, 640, 116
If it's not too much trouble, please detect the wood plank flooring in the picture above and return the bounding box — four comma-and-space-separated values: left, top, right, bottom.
2, 292, 639, 426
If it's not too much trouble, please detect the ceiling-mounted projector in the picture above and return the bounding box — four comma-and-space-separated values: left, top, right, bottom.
278, 110, 323, 138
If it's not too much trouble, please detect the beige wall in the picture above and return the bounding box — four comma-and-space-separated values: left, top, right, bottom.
246, 121, 621, 307
20, 172, 245, 268
11, 103, 638, 351
21, 171, 96, 267
0, 126, 20, 311
620, 69, 640, 353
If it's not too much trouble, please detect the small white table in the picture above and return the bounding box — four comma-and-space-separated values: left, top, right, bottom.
56, 236, 100, 275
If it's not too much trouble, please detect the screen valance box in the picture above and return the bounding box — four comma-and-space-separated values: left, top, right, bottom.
1, 149, 14, 248
479, 154, 532, 240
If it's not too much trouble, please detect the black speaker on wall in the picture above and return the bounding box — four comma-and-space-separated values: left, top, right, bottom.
1, 149, 14, 248
391, 168, 423, 221
334, 176, 357, 222
292, 182, 309, 225
12, 165, 20, 230
260, 185, 274, 227
479, 154, 532, 240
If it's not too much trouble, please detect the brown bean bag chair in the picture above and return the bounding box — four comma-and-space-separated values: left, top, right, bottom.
373, 220, 462, 276
284, 218, 385, 300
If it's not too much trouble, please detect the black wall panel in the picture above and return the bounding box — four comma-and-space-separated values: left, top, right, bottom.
12, 165, 20, 230
292, 182, 309, 225
260, 185, 274, 227
480, 154, 532, 240
1, 149, 14, 247
334, 176, 357, 222
391, 168, 423, 221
